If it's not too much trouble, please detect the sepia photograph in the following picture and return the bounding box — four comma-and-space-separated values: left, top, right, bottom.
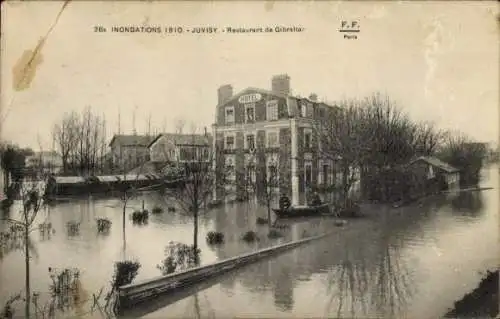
0, 1, 498, 318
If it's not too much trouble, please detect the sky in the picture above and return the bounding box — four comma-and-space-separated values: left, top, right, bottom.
1, 1, 498, 151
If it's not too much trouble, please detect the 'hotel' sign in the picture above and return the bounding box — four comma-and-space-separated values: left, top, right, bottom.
238, 93, 262, 104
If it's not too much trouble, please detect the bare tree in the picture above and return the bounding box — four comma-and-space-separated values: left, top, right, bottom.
316, 93, 445, 204
52, 111, 79, 174
53, 107, 108, 176
103, 157, 156, 260
251, 148, 281, 227
438, 130, 487, 186
1, 178, 45, 318
174, 118, 186, 134
314, 99, 366, 209
159, 128, 225, 254
412, 121, 444, 156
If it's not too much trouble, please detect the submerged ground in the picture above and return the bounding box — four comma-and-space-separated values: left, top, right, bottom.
0, 166, 498, 318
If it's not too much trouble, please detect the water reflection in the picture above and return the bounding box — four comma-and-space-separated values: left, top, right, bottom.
1, 168, 497, 318
140, 167, 497, 319
449, 191, 485, 216
0, 189, 334, 314
273, 262, 294, 312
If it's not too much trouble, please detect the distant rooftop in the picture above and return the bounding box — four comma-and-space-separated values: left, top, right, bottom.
109, 134, 156, 147
409, 156, 459, 173
148, 133, 212, 148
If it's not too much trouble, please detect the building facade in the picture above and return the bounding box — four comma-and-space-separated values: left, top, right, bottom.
25, 151, 63, 177
407, 156, 460, 191
148, 133, 212, 163
212, 74, 344, 205
109, 135, 155, 172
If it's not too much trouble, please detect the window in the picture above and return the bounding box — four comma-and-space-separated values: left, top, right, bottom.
266, 100, 278, 121
267, 131, 279, 148
427, 165, 435, 179
301, 103, 307, 117
267, 164, 278, 187
245, 103, 255, 123
180, 147, 196, 161
323, 164, 329, 185
319, 108, 325, 118
202, 148, 209, 160
304, 132, 311, 149
245, 164, 256, 184
305, 163, 312, 187
225, 157, 235, 181
225, 106, 235, 124
306, 103, 314, 118
225, 136, 235, 150
245, 134, 255, 150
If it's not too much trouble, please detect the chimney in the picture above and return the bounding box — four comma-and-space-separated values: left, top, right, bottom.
309, 93, 318, 101
271, 74, 291, 96
218, 84, 233, 105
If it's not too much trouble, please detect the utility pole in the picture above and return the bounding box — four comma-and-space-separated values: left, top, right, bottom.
118, 108, 122, 135
162, 117, 167, 133
133, 105, 137, 136
133, 105, 138, 170
147, 113, 152, 137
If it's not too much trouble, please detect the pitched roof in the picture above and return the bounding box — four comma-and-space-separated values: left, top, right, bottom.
148, 133, 212, 148
409, 156, 459, 173
109, 135, 156, 147
53, 176, 86, 184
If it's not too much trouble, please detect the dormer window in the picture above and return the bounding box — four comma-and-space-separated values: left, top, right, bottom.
301, 103, 307, 117
266, 100, 278, 121
319, 108, 325, 118
225, 106, 235, 124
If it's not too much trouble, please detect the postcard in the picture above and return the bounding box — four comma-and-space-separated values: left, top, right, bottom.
0, 1, 498, 318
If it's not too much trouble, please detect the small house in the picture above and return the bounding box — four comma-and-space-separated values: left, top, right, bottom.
148, 133, 212, 164
87, 175, 122, 194
407, 156, 460, 191
109, 135, 156, 171
45, 176, 89, 197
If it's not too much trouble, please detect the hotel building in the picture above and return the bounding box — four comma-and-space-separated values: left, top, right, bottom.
212, 74, 345, 205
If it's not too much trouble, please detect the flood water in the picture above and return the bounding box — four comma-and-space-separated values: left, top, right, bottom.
0, 166, 498, 318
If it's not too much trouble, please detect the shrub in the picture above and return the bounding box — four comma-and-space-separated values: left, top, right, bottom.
131, 210, 149, 225
273, 223, 290, 229
167, 206, 176, 212
445, 270, 498, 318
39, 222, 53, 232
256, 217, 268, 225
48, 267, 80, 297
206, 231, 224, 245
96, 218, 112, 233
0, 294, 21, 319
157, 242, 201, 275
334, 219, 347, 227
241, 231, 259, 243
151, 206, 163, 214
267, 229, 283, 239
112, 260, 141, 289
66, 221, 80, 236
